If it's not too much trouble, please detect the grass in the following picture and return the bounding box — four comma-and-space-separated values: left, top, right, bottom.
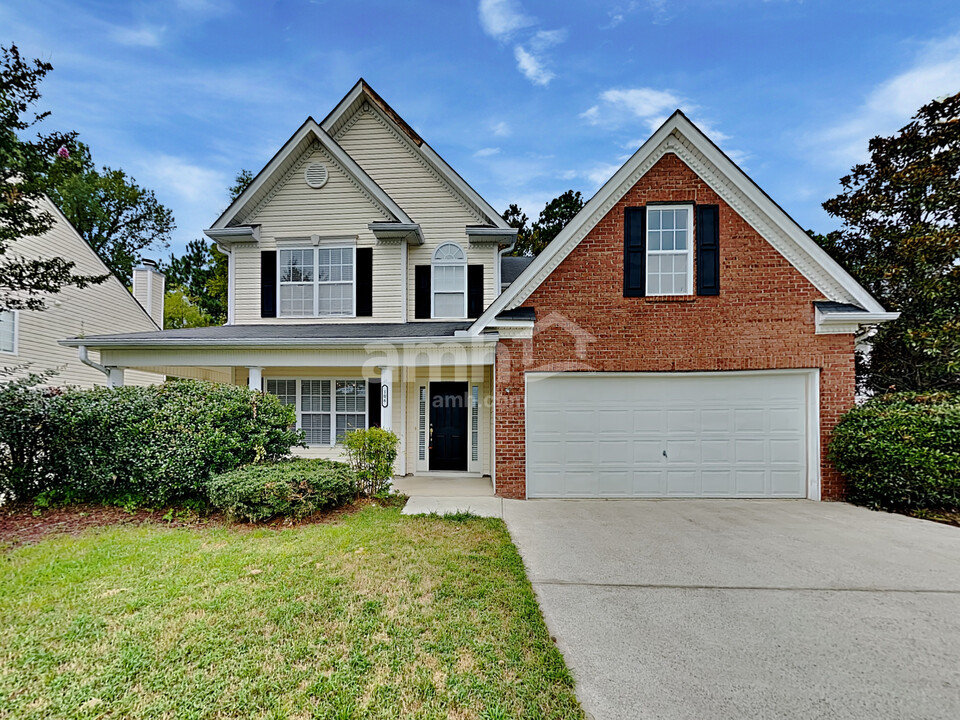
0, 505, 583, 720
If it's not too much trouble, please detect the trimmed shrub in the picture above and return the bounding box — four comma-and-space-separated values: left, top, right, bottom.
206, 458, 356, 522
0, 379, 303, 505
341, 427, 399, 496
0, 372, 64, 500
830, 392, 960, 512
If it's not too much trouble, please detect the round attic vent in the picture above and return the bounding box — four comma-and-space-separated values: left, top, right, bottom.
304, 163, 329, 189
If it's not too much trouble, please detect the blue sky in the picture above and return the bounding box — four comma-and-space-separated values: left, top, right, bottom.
3, 0, 959, 259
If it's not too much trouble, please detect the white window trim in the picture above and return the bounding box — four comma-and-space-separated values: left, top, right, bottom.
0, 310, 18, 356
645, 204, 694, 297
265, 376, 367, 447
431, 242, 468, 319
276, 246, 357, 319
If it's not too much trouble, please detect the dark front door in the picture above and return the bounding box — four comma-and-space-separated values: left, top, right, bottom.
429, 382, 468, 471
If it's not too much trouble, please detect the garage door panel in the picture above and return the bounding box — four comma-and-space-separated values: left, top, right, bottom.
525, 372, 810, 499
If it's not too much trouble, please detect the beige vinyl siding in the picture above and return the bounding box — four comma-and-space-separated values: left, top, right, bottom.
235, 141, 401, 324
335, 106, 501, 317
4, 196, 163, 388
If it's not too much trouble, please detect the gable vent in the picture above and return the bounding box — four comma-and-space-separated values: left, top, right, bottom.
304, 163, 329, 189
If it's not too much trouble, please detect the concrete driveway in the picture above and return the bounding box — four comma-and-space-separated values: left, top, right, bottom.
501, 499, 960, 720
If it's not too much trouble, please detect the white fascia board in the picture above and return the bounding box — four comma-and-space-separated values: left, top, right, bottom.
210, 118, 412, 230
367, 222, 425, 245
58, 335, 500, 349
466, 226, 518, 245
815, 308, 900, 334
204, 226, 260, 243
319, 81, 364, 133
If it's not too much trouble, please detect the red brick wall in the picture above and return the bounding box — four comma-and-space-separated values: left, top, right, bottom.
494, 153, 855, 500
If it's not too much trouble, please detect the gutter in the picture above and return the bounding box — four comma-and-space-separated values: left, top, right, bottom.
213, 242, 235, 325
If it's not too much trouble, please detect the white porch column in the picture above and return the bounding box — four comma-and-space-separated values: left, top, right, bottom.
247, 366, 263, 392
107, 367, 125, 388
379, 366, 394, 431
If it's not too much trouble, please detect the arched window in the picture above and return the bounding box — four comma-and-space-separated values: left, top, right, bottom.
432, 242, 467, 318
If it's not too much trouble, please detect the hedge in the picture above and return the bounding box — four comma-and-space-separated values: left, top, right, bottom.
0, 379, 303, 505
206, 459, 357, 522
829, 392, 960, 512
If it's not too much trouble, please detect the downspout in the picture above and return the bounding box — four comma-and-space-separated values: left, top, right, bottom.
496, 238, 517, 295
78, 345, 109, 378
213, 241, 235, 325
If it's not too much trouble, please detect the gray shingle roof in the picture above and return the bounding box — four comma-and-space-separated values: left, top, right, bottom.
501, 255, 535, 286
62, 322, 473, 346
814, 301, 867, 313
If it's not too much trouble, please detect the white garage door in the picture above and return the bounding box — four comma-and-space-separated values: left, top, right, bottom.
525, 372, 813, 498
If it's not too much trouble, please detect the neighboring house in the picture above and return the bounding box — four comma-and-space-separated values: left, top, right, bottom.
62, 81, 897, 499
2, 193, 165, 388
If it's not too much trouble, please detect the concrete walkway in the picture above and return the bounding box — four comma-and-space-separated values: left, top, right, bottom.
396, 475, 503, 517
502, 499, 960, 720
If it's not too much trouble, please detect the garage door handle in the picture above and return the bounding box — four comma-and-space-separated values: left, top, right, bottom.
662, 450, 667, 458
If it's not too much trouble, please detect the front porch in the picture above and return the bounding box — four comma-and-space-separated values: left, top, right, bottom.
59, 322, 499, 487
394, 474, 503, 518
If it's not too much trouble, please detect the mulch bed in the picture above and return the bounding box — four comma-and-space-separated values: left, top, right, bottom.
0, 497, 392, 551
912, 510, 960, 528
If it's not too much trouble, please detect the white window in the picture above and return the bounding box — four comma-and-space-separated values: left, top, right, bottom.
431, 242, 467, 318
646, 206, 693, 296
266, 378, 366, 446
0, 311, 17, 355
278, 247, 354, 318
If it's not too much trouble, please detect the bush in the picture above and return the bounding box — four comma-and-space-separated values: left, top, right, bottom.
206, 458, 356, 522
341, 427, 399, 496
830, 392, 960, 512
0, 371, 63, 500
0, 379, 304, 505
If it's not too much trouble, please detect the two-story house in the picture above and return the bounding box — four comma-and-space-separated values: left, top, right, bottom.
63, 80, 897, 500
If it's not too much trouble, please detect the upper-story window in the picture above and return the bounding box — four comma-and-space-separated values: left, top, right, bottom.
0, 310, 17, 355
278, 247, 355, 317
432, 242, 467, 318
646, 206, 693, 296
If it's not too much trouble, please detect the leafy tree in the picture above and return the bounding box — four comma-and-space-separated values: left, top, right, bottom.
163, 287, 214, 329
45, 141, 175, 283
813, 92, 960, 393
506, 190, 585, 256
228, 168, 254, 201
159, 170, 252, 327
162, 239, 226, 324
0, 44, 106, 312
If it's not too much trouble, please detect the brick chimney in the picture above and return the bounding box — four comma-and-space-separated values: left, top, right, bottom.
132, 259, 165, 328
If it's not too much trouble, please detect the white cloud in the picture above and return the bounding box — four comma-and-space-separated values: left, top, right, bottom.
478, 0, 535, 41
142, 155, 228, 203
514, 45, 554, 86
491, 120, 511, 136
474, 147, 501, 157
514, 28, 566, 86
109, 24, 165, 47
581, 87, 683, 128
817, 32, 960, 165
584, 162, 623, 187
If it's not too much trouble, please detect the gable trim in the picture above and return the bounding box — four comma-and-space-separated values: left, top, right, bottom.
464, 112, 888, 335
209, 118, 412, 232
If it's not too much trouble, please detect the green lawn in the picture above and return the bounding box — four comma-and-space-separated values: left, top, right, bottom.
0, 506, 583, 720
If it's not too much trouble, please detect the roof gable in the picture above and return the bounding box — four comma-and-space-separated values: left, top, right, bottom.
322, 80, 510, 229
467, 111, 888, 334
209, 117, 412, 231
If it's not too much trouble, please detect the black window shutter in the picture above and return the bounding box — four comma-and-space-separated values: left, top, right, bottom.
356, 247, 373, 316
623, 207, 646, 297
367, 381, 381, 428
260, 250, 277, 318
467, 265, 484, 318
414, 265, 431, 319
696, 205, 720, 296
